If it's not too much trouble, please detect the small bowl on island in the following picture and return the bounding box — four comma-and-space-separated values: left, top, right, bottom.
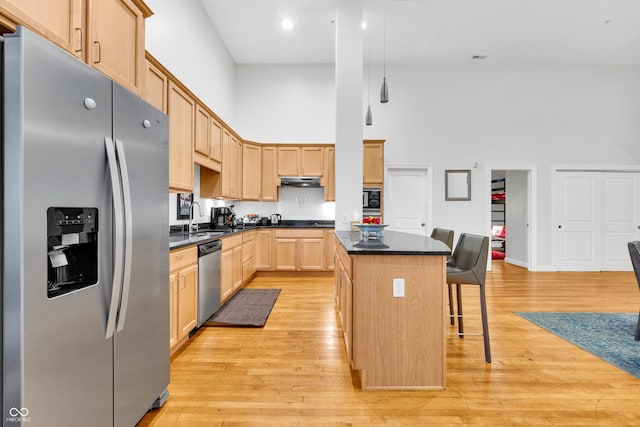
354, 223, 389, 240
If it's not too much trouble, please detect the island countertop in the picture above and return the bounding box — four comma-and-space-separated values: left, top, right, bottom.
334, 230, 451, 256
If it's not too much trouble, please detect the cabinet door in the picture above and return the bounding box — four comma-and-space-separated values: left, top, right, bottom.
233, 137, 243, 199
299, 238, 324, 270
168, 81, 195, 192
242, 143, 261, 200
277, 147, 300, 176
177, 264, 198, 341
301, 146, 324, 176
144, 58, 167, 113
87, 0, 145, 94
194, 103, 210, 157
261, 146, 278, 201
232, 246, 244, 290
220, 249, 234, 303
274, 238, 297, 271
323, 147, 335, 201
363, 141, 384, 185
0, 0, 84, 59
169, 272, 178, 350
256, 230, 274, 270
324, 230, 335, 271
343, 270, 353, 361
220, 128, 232, 197
210, 117, 223, 162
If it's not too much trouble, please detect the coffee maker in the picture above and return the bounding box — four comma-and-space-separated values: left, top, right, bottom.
211, 206, 237, 227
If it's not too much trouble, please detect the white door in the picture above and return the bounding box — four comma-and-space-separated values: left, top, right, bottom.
557, 171, 601, 271
601, 173, 640, 270
557, 171, 640, 271
386, 167, 430, 235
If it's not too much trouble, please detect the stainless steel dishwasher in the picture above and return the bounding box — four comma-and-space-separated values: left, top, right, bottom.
197, 240, 222, 327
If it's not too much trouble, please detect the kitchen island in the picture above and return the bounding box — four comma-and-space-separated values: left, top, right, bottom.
334, 230, 451, 390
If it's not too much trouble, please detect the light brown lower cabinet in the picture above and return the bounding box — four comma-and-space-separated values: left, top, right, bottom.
273, 229, 324, 271
242, 229, 257, 282
335, 251, 353, 361
324, 230, 335, 271
255, 229, 274, 269
169, 246, 198, 353
221, 234, 243, 303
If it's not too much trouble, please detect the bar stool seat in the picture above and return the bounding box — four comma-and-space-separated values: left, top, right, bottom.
446, 233, 491, 363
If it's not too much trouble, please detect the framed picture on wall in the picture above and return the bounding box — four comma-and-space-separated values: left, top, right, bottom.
177, 193, 193, 220
445, 170, 471, 201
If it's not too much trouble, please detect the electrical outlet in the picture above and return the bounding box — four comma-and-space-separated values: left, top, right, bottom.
393, 278, 405, 297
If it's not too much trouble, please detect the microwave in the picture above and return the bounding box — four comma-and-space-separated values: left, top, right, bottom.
363, 187, 382, 216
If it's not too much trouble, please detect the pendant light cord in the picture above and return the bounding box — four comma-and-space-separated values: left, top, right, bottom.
383, 13, 386, 78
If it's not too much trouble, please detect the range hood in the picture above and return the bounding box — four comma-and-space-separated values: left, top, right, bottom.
279, 176, 322, 188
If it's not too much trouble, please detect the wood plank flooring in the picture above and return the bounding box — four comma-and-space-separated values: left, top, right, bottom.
138, 261, 640, 426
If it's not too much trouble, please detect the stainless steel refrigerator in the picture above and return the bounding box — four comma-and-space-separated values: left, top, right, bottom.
1, 27, 169, 426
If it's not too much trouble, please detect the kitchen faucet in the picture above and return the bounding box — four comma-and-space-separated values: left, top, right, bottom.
190, 201, 204, 232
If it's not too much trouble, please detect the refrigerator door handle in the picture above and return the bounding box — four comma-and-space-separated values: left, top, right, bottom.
115, 138, 133, 332
105, 136, 124, 339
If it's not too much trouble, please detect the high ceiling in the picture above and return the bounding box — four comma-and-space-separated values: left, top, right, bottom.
200, 0, 640, 65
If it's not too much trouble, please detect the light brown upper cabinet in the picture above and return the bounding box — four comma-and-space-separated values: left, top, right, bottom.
0, 0, 151, 94
194, 103, 223, 173
194, 103, 210, 159
363, 140, 385, 185
144, 54, 167, 113
215, 130, 243, 199
277, 146, 324, 176
209, 116, 222, 163
86, 0, 147, 94
242, 142, 261, 201
261, 146, 278, 202
0, 0, 85, 60
168, 80, 195, 192
323, 147, 335, 201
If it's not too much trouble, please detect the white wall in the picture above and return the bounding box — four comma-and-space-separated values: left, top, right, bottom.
505, 170, 529, 267
235, 62, 640, 269
145, 0, 236, 126
234, 64, 335, 141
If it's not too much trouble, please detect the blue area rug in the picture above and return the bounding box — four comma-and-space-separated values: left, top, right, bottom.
516, 312, 640, 378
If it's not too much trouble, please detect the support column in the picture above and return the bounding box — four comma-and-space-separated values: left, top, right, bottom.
335, 0, 364, 231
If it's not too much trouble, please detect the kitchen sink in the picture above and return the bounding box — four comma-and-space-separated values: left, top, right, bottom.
190, 231, 227, 238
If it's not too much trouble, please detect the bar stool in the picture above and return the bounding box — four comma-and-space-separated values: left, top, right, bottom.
627, 241, 640, 341
447, 233, 491, 363
430, 228, 455, 324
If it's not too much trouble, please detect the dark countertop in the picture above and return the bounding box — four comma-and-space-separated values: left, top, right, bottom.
169, 220, 335, 250
335, 230, 451, 256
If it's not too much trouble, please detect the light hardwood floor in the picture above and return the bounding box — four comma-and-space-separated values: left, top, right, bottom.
139, 261, 640, 426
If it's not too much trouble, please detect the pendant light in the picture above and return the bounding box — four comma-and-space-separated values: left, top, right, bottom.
366, 32, 373, 126
380, 12, 389, 103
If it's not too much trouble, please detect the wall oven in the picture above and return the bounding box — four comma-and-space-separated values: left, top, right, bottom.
363, 187, 382, 217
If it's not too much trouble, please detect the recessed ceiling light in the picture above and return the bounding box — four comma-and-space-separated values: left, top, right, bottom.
282, 18, 293, 30
361, 21, 367, 30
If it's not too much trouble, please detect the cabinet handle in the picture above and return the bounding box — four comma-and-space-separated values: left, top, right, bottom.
93, 41, 102, 64
75, 27, 83, 53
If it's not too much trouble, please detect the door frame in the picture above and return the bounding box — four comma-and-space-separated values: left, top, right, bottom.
486, 165, 537, 271
551, 164, 640, 271
384, 164, 433, 235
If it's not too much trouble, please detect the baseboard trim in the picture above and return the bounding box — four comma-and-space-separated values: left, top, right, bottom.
505, 257, 528, 269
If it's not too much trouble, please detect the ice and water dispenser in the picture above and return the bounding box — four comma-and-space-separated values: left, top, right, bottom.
47, 207, 98, 298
